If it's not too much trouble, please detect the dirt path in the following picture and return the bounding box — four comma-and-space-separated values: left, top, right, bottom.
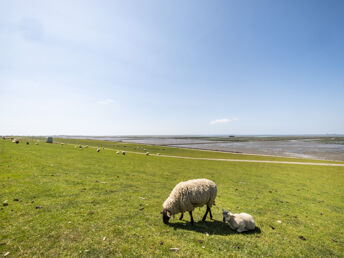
59, 142, 344, 167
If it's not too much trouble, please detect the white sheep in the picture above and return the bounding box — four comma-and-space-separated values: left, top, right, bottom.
97, 148, 100, 152
222, 209, 256, 232
145, 152, 150, 156
116, 151, 120, 154
162, 178, 217, 225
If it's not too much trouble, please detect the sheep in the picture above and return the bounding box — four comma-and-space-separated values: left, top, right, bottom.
222, 209, 256, 233
26, 142, 30, 145
157, 153, 160, 155
12, 139, 19, 144
161, 178, 217, 225
97, 148, 100, 152
145, 152, 150, 156
60, 143, 64, 146
122, 151, 126, 155
116, 151, 120, 154
79, 145, 82, 149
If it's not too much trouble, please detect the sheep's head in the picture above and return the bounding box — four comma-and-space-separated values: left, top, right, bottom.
161, 209, 171, 224
222, 208, 233, 223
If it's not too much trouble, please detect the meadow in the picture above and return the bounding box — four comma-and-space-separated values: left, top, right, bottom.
1, 138, 343, 257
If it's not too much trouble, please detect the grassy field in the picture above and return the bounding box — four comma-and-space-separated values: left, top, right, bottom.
1, 138, 344, 256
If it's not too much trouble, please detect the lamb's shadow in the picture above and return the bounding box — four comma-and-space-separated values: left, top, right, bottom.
167, 219, 261, 236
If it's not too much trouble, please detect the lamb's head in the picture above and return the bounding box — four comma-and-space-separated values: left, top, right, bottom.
161, 209, 171, 224
222, 208, 234, 223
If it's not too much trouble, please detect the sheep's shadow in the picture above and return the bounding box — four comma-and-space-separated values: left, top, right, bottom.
167, 219, 261, 236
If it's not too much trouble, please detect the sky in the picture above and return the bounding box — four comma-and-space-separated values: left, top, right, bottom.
0, 0, 343, 135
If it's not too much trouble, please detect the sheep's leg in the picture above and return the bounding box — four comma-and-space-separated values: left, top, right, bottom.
202, 206, 210, 222
179, 213, 183, 220
189, 211, 194, 225
209, 207, 213, 220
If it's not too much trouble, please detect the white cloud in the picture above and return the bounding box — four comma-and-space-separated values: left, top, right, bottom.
97, 98, 115, 105
209, 118, 238, 125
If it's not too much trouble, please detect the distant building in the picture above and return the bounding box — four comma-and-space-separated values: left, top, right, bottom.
46, 137, 53, 143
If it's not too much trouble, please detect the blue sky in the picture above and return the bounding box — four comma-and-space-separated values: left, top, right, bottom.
1, 0, 343, 135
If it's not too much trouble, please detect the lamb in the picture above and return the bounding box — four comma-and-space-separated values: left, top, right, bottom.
97, 148, 100, 152
222, 209, 256, 233
161, 178, 217, 225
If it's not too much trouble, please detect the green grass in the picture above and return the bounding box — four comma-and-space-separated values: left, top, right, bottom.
1, 138, 344, 256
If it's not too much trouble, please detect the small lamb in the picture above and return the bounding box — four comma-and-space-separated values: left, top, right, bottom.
222, 209, 256, 233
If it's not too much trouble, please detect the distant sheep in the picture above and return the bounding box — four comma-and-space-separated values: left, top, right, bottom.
162, 178, 217, 225
26, 142, 30, 145
157, 153, 160, 155
97, 148, 100, 152
122, 151, 126, 155
222, 209, 256, 233
145, 152, 150, 156
12, 139, 19, 144
116, 151, 120, 154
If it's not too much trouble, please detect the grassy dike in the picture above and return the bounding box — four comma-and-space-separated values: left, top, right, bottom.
1, 138, 343, 256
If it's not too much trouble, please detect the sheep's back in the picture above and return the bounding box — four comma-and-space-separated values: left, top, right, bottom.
179, 179, 217, 210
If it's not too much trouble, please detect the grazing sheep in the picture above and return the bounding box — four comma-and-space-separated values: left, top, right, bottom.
145, 152, 150, 156
85, 145, 88, 148
122, 151, 126, 155
26, 142, 30, 145
116, 151, 120, 154
162, 178, 217, 225
60, 143, 64, 146
12, 139, 19, 144
97, 148, 100, 152
222, 209, 256, 233
79, 145, 82, 148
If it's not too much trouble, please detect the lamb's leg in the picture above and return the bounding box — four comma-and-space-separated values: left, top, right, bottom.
237, 227, 247, 233
189, 211, 194, 225
209, 207, 213, 220
202, 206, 210, 222
179, 213, 183, 220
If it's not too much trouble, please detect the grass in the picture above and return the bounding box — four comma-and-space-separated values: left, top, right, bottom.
1, 138, 344, 256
